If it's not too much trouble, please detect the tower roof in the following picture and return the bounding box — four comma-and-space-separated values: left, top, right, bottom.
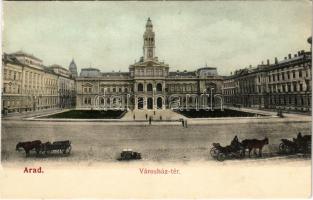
146, 17, 153, 27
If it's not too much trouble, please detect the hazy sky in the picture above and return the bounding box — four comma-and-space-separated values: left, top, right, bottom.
3, 1, 312, 75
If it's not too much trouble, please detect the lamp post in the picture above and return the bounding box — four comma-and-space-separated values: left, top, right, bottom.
210, 88, 215, 111
153, 87, 156, 112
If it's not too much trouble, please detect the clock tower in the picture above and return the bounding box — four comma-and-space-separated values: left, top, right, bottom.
143, 18, 155, 61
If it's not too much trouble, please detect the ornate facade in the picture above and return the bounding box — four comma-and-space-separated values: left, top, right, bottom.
75, 18, 224, 110
2, 51, 76, 114
223, 39, 312, 112
2, 19, 311, 114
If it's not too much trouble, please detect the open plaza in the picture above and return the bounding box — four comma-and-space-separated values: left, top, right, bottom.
1, 107, 311, 163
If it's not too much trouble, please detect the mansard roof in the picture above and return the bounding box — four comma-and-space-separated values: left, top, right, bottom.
11, 50, 43, 62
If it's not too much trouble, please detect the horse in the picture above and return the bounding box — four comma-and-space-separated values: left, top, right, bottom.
16, 140, 42, 157
242, 137, 269, 157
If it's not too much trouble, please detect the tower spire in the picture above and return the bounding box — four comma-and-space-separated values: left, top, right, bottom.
143, 18, 155, 61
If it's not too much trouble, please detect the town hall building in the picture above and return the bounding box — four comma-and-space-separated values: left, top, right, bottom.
75, 18, 224, 110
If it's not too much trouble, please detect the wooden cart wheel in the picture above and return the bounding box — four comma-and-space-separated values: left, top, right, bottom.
67, 145, 72, 154
210, 147, 218, 158
217, 152, 226, 162
279, 143, 286, 154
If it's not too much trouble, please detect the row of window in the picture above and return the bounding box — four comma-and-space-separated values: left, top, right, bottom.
82, 87, 132, 93
3, 69, 22, 81
135, 69, 164, 76
2, 97, 58, 108
268, 69, 310, 82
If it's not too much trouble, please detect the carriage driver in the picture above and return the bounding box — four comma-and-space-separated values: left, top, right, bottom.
230, 135, 240, 150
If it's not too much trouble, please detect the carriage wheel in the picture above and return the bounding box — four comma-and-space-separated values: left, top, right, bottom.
210, 147, 218, 158
217, 152, 226, 162
279, 143, 286, 154
239, 150, 245, 158
67, 145, 72, 154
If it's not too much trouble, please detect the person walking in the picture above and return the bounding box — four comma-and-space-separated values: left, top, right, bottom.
145, 113, 148, 120
133, 114, 135, 120
185, 119, 188, 128
149, 116, 152, 125
182, 119, 185, 127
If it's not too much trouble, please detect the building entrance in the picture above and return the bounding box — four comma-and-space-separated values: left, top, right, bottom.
138, 97, 144, 109
147, 97, 153, 109
157, 97, 163, 109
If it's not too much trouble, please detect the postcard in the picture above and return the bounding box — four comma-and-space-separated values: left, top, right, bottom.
1, 0, 312, 198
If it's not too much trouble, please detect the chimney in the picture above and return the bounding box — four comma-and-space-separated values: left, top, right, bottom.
298, 51, 301, 56
284, 57, 287, 60
275, 57, 278, 64
294, 54, 297, 57
267, 59, 270, 65
261, 61, 264, 65
288, 54, 291, 59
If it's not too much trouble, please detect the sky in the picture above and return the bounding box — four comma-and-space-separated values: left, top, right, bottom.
3, 1, 312, 76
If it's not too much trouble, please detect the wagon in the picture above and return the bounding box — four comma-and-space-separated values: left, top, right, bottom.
117, 149, 141, 161
40, 140, 72, 155
211, 142, 244, 161
279, 135, 311, 155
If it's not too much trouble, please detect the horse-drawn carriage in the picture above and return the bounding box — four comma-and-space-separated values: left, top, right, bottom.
279, 133, 311, 154
16, 140, 72, 157
211, 136, 269, 161
40, 140, 72, 155
210, 142, 245, 161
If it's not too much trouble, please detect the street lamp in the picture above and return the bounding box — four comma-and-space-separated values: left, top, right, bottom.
153, 87, 156, 112
210, 88, 215, 111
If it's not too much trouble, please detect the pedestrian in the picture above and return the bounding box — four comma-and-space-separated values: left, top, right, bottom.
149, 116, 152, 125
145, 113, 148, 120
160, 115, 162, 121
185, 119, 188, 128
133, 114, 135, 120
182, 119, 185, 127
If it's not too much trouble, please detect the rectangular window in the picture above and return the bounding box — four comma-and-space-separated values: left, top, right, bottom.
282, 72, 285, 80
300, 84, 303, 91
273, 74, 275, 81
293, 71, 296, 78
287, 71, 290, 79
299, 70, 302, 78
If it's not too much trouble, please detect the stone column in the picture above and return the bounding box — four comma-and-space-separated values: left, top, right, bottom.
134, 96, 138, 110
143, 96, 147, 110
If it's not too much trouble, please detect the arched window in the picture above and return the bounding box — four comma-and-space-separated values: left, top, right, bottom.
147, 83, 153, 92
156, 83, 162, 92
138, 83, 143, 92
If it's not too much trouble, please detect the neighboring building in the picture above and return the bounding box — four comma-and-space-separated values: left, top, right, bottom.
75, 18, 224, 110
48, 64, 75, 108
2, 51, 75, 114
223, 46, 312, 112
